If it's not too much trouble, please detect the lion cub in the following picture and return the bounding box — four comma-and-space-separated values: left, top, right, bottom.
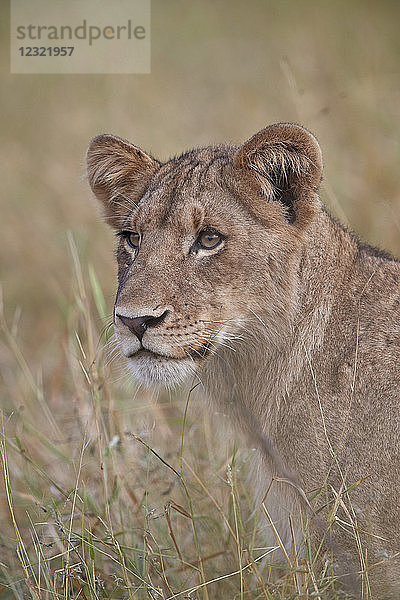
87, 123, 400, 598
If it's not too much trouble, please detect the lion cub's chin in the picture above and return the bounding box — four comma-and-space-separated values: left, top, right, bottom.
126, 353, 196, 388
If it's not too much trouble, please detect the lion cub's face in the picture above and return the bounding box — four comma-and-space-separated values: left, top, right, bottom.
112, 166, 251, 386
87, 124, 322, 387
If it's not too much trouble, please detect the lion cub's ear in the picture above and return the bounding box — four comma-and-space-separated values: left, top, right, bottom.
234, 123, 323, 226
86, 134, 160, 229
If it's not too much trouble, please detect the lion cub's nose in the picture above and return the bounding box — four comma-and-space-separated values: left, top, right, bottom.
117, 310, 168, 342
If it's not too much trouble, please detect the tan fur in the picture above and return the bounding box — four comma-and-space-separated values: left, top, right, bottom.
87, 123, 400, 598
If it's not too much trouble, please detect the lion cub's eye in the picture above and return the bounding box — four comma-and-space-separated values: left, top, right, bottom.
197, 229, 223, 250
119, 231, 140, 249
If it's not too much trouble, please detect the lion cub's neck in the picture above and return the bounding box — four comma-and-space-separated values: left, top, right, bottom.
203, 209, 358, 435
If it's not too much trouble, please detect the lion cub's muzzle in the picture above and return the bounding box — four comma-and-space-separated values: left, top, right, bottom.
114, 306, 206, 387
114, 302, 216, 362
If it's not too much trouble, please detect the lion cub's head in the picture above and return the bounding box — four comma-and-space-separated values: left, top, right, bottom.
87, 123, 323, 387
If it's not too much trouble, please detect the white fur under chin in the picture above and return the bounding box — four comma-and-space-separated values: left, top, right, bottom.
126, 354, 196, 388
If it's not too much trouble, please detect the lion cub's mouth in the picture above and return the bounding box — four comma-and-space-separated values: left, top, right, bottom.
124, 346, 197, 388
128, 343, 212, 361
128, 348, 185, 361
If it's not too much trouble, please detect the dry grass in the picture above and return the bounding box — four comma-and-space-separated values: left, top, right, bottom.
1, 0, 400, 597
0, 238, 350, 599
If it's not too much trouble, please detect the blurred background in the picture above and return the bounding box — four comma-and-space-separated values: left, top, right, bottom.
1, 1, 400, 597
